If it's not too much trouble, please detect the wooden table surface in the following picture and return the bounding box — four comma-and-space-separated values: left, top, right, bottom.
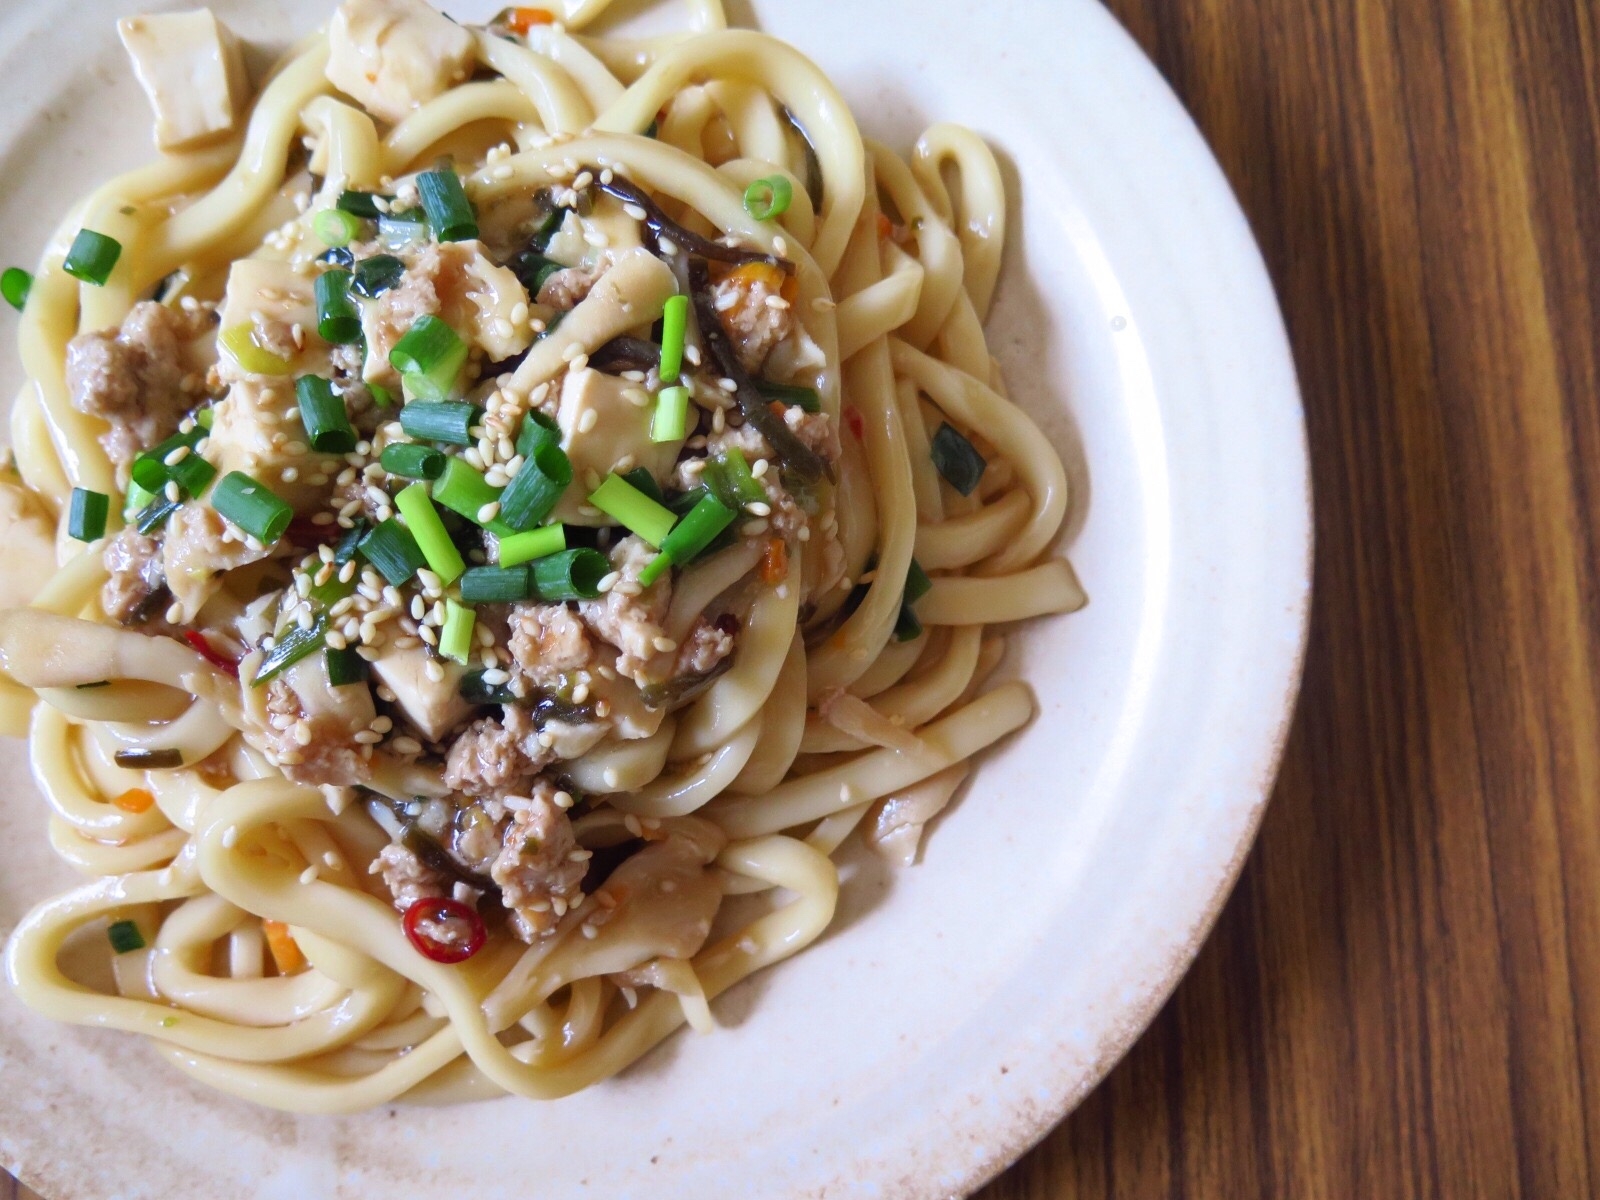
10, 0, 1599, 1196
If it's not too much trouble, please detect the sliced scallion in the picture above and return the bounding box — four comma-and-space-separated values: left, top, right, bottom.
336, 190, 393, 219
63, 229, 121, 286
638, 493, 737, 586
743, 175, 794, 222
459, 564, 534, 603
758, 380, 822, 412
399, 400, 477, 446
514, 409, 560, 458
652, 384, 690, 442
313, 269, 362, 344
295, 375, 357, 453
368, 381, 394, 408
658, 293, 688, 383
720, 447, 765, 504
508, 248, 563, 295
379, 442, 447, 480
358, 519, 426, 585
391, 316, 468, 401
351, 254, 405, 298
107, 920, 146, 954
211, 472, 293, 544
904, 558, 932, 605
531, 548, 609, 601
930, 422, 987, 496
418, 169, 479, 242
255, 614, 328, 685
431, 457, 506, 530
220, 324, 293, 375
130, 428, 204, 495
621, 467, 663, 504
587, 472, 676, 547
497, 438, 571, 531
394, 483, 465, 584
496, 523, 565, 567
326, 646, 369, 687
439, 600, 475, 665
314, 207, 365, 248
133, 494, 181, 535
2, 267, 32, 311
68, 488, 109, 542
894, 606, 923, 642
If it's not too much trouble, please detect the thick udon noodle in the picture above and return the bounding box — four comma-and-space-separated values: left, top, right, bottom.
0, 0, 1082, 1112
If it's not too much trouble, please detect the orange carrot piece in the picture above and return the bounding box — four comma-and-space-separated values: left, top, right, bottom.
762, 537, 788, 585
507, 7, 556, 33
112, 787, 155, 814
262, 920, 306, 974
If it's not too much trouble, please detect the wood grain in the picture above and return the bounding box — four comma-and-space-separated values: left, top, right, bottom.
10, 0, 1597, 1196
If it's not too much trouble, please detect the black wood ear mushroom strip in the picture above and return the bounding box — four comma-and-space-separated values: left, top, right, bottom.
590, 170, 794, 274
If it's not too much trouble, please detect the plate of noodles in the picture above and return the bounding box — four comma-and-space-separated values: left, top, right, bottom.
0, 0, 1308, 1197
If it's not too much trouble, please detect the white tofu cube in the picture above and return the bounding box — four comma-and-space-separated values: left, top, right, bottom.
370, 645, 473, 742
118, 10, 249, 151
326, 0, 475, 125
549, 368, 684, 526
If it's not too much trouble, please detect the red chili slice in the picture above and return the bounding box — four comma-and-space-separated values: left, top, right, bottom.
184, 630, 240, 677
844, 407, 865, 441
402, 896, 487, 964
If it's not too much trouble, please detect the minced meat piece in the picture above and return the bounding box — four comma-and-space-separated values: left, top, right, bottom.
101, 526, 168, 625
507, 602, 595, 693
443, 705, 552, 800
491, 779, 588, 940
577, 535, 672, 683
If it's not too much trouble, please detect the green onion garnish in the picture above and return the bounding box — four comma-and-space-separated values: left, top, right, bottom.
107, 920, 145, 954
531, 548, 610, 600
904, 558, 932, 605
394, 483, 465, 584
658, 293, 688, 384
313, 270, 362, 344
333, 518, 368, 565
325, 646, 369, 687
508, 248, 563, 295
379, 208, 428, 247
391, 316, 468, 401
130, 428, 206, 495
644, 118, 659, 139
930, 422, 987, 496
1, 267, 32, 312
588, 472, 677, 547
459, 564, 534, 603
211, 472, 293, 544
439, 600, 475, 665
431, 457, 506, 529
196, 405, 215, 429
894, 606, 923, 642
68, 488, 109, 542
220, 324, 293, 375
758, 380, 821, 413
418, 169, 479, 243
337, 190, 393, 219
255, 613, 328, 684
379, 442, 447, 480
652, 384, 690, 442
530, 204, 565, 249
307, 574, 355, 609
133, 494, 181, 535
514, 410, 560, 458
743, 175, 794, 222
621, 466, 664, 504
399, 400, 477, 446
639, 493, 737, 586
351, 254, 405, 298
720, 447, 765, 504
496, 523, 565, 567
368, 381, 394, 408
62, 230, 121, 286
497, 439, 571, 531
295, 376, 357, 454
358, 518, 426, 585
313, 207, 365, 248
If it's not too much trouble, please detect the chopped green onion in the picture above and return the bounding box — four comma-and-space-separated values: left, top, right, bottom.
531, 548, 609, 600
621, 467, 663, 504
255, 613, 328, 684
63, 229, 121, 286
325, 646, 369, 687
220, 324, 293, 375
639, 493, 737, 586
124, 479, 157, 518
107, 920, 145, 954
378, 208, 428, 247
368, 381, 394, 408
758, 380, 821, 412
313, 270, 362, 344
337, 190, 392, 219
295, 376, 357, 453
720, 447, 765, 504
931, 422, 987, 496
2, 267, 31, 311
68, 488, 109, 542
743, 175, 794, 222
196, 405, 215, 429
497, 439, 571, 531
399, 400, 477, 446
496, 523, 566, 567
114, 748, 184, 769
587, 473, 676, 547
461, 669, 517, 706
333, 519, 368, 565
394, 483, 465, 584
379, 442, 447, 480
459, 564, 534, 603
894, 606, 923, 642
351, 254, 405, 298
307, 574, 355, 608
211, 472, 293, 544
391, 316, 468, 401
652, 384, 689, 442
418, 169, 480, 242
439, 600, 475, 664
514, 409, 560, 458
530, 204, 565, 249
130, 428, 203, 495
904, 558, 932, 605
658, 293, 688, 383
314, 207, 365, 248
644, 118, 659, 139
358, 518, 426, 585
508, 248, 563, 295
432, 457, 508, 531
133, 494, 181, 535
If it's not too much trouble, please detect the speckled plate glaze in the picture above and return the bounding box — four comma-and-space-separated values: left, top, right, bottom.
0, 1, 1309, 1197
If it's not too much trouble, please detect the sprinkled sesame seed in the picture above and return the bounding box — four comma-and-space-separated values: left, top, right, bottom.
391, 736, 422, 755
577, 408, 599, 433
477, 501, 501, 523
424, 659, 444, 680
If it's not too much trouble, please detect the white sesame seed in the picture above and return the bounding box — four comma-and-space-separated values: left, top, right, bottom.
745, 501, 772, 516
163, 444, 191, 466
477, 501, 501, 523
353, 730, 382, 744
773, 235, 789, 256
391, 736, 421, 755
577, 408, 599, 433
163, 481, 181, 503
220, 825, 238, 849
424, 659, 444, 680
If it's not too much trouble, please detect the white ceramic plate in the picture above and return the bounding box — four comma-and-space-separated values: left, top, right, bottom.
0, 1, 1309, 1197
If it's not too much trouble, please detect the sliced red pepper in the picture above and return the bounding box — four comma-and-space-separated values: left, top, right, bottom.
184, 630, 240, 677
402, 896, 487, 964
844, 407, 866, 441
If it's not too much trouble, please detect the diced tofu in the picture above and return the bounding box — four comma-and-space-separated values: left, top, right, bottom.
118, 10, 248, 151
326, 0, 475, 125
216, 258, 326, 385
370, 644, 472, 742
549, 368, 684, 525
207, 380, 337, 510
